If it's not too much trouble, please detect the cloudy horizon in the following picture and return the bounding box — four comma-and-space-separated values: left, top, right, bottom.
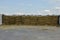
0, 0, 60, 15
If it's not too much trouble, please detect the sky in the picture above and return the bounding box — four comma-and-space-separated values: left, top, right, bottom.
0, 0, 60, 15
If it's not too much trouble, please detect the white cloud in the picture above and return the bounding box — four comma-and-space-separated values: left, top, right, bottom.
1, 7, 60, 16
44, 10, 50, 12
44, 10, 53, 15
13, 10, 54, 16
16, 12, 24, 15
2, 13, 12, 15
54, 7, 60, 15
37, 11, 44, 15
55, 7, 60, 9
